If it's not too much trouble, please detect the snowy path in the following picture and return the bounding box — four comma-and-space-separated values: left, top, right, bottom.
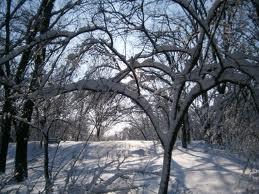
1, 141, 258, 193
170, 144, 256, 194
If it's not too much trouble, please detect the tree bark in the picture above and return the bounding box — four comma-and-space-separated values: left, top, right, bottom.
15, 100, 34, 181
182, 124, 188, 149
0, 100, 12, 172
182, 113, 190, 148
15, 129, 28, 181
43, 135, 52, 193
158, 148, 172, 194
0, 0, 12, 173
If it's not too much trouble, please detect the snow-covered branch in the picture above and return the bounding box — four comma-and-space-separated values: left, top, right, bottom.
0, 26, 100, 66
36, 78, 166, 145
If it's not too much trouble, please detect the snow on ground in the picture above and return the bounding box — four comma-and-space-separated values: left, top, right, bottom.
0, 141, 258, 194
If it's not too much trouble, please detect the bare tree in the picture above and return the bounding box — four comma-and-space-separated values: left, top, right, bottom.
1, 0, 258, 193
37, 1, 259, 193
0, 0, 100, 181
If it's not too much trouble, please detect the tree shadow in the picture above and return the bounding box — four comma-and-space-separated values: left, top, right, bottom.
3, 141, 258, 193
171, 144, 259, 193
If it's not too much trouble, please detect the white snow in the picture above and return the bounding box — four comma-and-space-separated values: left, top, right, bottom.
1, 141, 258, 194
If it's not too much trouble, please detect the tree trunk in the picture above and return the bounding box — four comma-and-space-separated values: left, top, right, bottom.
0, 88, 13, 173
15, 100, 34, 182
182, 125, 188, 149
182, 113, 190, 148
0, 0, 12, 173
15, 129, 28, 181
0, 110, 11, 173
158, 149, 172, 194
187, 127, 191, 144
14, 0, 55, 181
43, 135, 52, 193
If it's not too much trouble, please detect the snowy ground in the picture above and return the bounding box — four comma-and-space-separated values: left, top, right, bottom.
1, 141, 258, 194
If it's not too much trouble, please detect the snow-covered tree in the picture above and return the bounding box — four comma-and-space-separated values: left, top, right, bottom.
1, 0, 259, 193
35, 1, 259, 193
0, 0, 100, 181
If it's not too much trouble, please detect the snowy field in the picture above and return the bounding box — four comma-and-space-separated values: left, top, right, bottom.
1, 141, 258, 194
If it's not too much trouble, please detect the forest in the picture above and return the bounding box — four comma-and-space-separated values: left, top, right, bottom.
0, 0, 259, 193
